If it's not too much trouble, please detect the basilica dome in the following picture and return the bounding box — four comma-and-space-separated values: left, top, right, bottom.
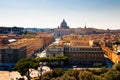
60, 19, 69, 29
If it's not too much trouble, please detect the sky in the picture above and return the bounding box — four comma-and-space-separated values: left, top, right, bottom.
0, 0, 120, 29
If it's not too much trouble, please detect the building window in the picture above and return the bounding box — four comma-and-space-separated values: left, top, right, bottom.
8, 54, 11, 57
53, 54, 55, 57
80, 49, 81, 51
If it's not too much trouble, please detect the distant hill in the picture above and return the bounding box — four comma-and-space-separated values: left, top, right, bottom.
24, 28, 54, 32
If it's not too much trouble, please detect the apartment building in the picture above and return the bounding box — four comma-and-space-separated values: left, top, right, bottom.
66, 35, 105, 65
64, 45, 104, 65
0, 44, 26, 63
101, 41, 120, 64
46, 44, 64, 57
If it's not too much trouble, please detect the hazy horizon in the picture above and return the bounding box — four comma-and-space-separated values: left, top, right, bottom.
0, 0, 120, 29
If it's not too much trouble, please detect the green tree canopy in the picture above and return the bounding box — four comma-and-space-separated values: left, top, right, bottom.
104, 69, 120, 80
37, 56, 69, 62
14, 58, 39, 80
65, 70, 79, 80
79, 71, 95, 80
112, 63, 120, 71
55, 74, 76, 80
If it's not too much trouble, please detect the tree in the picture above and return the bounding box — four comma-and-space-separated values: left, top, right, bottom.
91, 67, 109, 76
37, 56, 69, 63
104, 69, 120, 80
93, 75, 103, 80
79, 71, 95, 80
55, 74, 76, 80
14, 58, 39, 80
37, 56, 69, 67
65, 70, 79, 80
42, 71, 53, 80
52, 68, 65, 78
55, 56, 69, 66
42, 68, 65, 80
100, 67, 109, 74
112, 63, 120, 71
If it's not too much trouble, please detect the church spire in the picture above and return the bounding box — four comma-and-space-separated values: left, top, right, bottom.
10, 28, 13, 34
84, 23, 87, 29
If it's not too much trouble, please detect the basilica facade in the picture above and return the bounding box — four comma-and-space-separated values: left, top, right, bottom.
54, 19, 73, 38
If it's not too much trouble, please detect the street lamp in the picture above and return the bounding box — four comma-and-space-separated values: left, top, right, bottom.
38, 62, 44, 80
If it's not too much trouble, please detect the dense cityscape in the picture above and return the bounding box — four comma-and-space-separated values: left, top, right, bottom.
0, 19, 120, 80
1, 0, 120, 80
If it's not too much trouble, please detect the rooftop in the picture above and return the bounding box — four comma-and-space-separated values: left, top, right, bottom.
114, 50, 120, 54
48, 44, 63, 48
70, 45, 100, 48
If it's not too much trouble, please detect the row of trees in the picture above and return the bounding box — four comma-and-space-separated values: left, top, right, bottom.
41, 63, 120, 80
14, 56, 69, 80
14, 56, 120, 80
